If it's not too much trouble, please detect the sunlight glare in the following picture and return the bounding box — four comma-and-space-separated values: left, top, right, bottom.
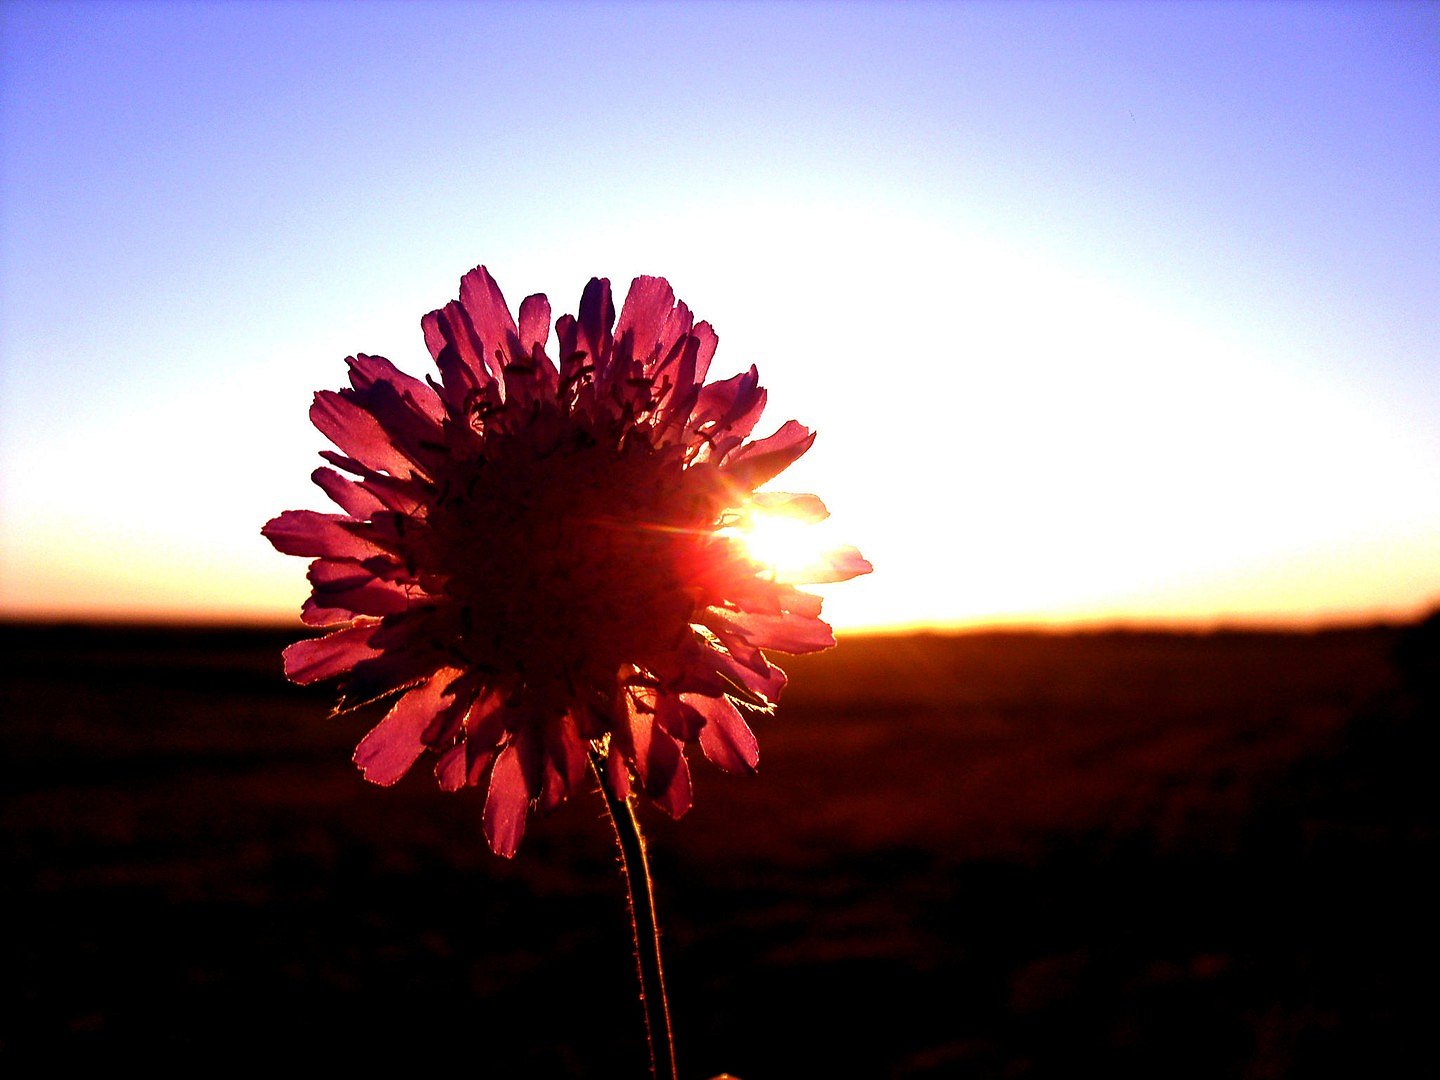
734, 511, 830, 583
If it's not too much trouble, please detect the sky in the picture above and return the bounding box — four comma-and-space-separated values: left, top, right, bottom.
1, 0, 1436, 631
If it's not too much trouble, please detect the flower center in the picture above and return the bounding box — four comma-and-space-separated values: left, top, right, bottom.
426, 419, 721, 694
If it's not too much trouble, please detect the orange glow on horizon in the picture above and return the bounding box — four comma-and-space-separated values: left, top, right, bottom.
2, 495, 1436, 632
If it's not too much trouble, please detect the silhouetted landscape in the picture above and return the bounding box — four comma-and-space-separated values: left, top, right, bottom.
3, 618, 1434, 1077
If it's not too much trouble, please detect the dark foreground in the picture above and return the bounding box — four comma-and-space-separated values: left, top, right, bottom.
2, 620, 1435, 1077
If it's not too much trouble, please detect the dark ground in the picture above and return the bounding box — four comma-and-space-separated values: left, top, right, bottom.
2, 619, 1435, 1077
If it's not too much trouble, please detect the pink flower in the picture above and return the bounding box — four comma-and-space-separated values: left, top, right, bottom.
264, 267, 870, 856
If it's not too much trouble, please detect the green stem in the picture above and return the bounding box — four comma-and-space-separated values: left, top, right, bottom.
590, 748, 679, 1080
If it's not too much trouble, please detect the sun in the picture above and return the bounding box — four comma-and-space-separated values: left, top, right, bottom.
734, 510, 830, 582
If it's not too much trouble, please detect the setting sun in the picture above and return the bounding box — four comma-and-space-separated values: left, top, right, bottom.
723, 486, 844, 586
735, 511, 831, 583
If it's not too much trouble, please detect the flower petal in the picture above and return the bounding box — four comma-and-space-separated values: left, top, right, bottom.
282, 623, 381, 684
723, 419, 816, 488
615, 275, 676, 365
709, 646, 788, 707
483, 742, 530, 857
310, 391, 422, 479
655, 692, 705, 741
690, 693, 760, 774
346, 352, 445, 423
300, 596, 400, 630
555, 313, 586, 385
722, 575, 826, 620
483, 729, 543, 857
334, 610, 453, 707
517, 293, 551, 354
434, 744, 470, 792
617, 696, 693, 819
432, 686, 506, 791
751, 491, 829, 523
311, 467, 385, 519
263, 510, 388, 561
653, 747, 692, 819
353, 667, 465, 786
458, 266, 522, 367
349, 379, 446, 471
456, 742, 499, 791
575, 276, 616, 380
605, 745, 632, 800
689, 321, 718, 385
787, 545, 874, 584
422, 300, 494, 406
341, 643, 443, 708
687, 367, 763, 450
539, 712, 588, 811
705, 608, 836, 654
302, 561, 417, 624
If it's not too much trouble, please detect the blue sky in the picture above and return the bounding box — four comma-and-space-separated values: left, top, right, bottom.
2, 0, 1436, 627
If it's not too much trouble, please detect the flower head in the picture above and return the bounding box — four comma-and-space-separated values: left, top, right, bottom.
264, 266, 870, 855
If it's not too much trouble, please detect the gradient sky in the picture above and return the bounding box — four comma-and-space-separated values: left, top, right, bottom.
1, 0, 1437, 630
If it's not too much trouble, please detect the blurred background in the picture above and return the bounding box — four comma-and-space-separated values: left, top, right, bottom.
2, 1, 1436, 1075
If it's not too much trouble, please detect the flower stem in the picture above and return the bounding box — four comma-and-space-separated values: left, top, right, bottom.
589, 748, 679, 1080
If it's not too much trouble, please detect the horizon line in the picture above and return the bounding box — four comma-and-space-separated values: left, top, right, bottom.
2, 605, 1433, 638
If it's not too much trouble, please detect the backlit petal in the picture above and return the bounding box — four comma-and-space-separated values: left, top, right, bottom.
483, 740, 531, 858
691, 693, 760, 774
354, 667, 465, 786
722, 420, 816, 488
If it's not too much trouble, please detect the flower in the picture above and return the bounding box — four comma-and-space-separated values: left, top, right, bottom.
264, 266, 870, 856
